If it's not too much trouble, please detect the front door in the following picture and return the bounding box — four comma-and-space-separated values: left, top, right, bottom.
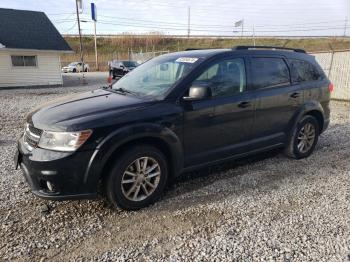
183, 57, 256, 166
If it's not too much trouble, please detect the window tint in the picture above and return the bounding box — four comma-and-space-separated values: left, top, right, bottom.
11, 56, 37, 67
11, 56, 24, 66
193, 58, 246, 98
251, 57, 290, 89
290, 59, 322, 82
23, 56, 37, 66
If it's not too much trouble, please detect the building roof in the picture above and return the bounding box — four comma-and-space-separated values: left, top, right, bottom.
0, 8, 72, 52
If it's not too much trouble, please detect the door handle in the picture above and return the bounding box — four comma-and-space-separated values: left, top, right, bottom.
290, 92, 300, 98
238, 101, 251, 108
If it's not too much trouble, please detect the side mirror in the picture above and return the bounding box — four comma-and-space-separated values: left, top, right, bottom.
183, 86, 211, 101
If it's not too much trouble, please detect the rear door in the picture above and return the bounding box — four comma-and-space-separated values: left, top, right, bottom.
249, 56, 303, 147
116, 62, 124, 76
77, 63, 83, 72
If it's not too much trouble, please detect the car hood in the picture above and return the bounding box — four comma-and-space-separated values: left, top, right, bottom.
28, 89, 152, 131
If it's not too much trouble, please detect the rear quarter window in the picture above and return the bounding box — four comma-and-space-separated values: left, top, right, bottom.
251, 57, 290, 89
290, 59, 324, 83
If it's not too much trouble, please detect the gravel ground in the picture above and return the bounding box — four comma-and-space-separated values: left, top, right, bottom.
0, 83, 349, 261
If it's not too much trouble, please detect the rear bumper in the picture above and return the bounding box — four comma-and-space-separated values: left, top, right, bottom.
16, 137, 98, 200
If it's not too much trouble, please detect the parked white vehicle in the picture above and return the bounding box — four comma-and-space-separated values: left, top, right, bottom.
61, 62, 89, 73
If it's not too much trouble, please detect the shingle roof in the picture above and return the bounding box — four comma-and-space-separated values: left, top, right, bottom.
0, 8, 72, 51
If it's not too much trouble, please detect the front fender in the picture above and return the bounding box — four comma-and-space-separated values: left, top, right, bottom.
83, 123, 183, 191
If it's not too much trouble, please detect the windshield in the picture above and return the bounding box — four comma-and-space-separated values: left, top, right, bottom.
122, 61, 138, 67
112, 55, 200, 99
68, 62, 78, 66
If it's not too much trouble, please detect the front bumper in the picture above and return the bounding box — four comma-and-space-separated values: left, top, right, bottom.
61, 68, 73, 73
16, 137, 98, 200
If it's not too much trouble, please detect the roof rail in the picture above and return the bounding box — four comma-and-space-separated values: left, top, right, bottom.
185, 48, 220, 51
233, 45, 306, 53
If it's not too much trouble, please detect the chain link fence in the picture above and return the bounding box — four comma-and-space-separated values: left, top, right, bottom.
130, 50, 170, 64
61, 48, 350, 101
311, 50, 350, 101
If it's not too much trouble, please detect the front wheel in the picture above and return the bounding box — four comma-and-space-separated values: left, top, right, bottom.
104, 145, 168, 210
285, 115, 320, 159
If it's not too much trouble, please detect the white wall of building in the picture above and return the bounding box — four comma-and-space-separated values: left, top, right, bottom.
0, 49, 63, 87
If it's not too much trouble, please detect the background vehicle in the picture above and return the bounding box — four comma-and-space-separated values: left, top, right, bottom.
62, 62, 89, 73
109, 60, 139, 78
16, 46, 331, 210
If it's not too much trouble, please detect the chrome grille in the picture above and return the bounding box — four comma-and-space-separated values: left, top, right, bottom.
28, 125, 42, 137
24, 124, 42, 150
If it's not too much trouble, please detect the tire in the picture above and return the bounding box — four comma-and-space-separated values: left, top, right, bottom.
284, 115, 320, 159
104, 145, 168, 210
85, 68, 88, 72
72, 68, 76, 73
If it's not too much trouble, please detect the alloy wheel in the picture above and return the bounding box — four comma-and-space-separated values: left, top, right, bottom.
121, 157, 161, 201
297, 123, 316, 153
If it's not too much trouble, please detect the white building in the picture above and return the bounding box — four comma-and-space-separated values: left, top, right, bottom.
0, 8, 73, 88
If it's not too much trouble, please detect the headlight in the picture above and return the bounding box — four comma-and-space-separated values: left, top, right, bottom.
38, 130, 92, 152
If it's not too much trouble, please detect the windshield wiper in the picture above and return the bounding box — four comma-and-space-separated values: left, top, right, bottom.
113, 87, 134, 95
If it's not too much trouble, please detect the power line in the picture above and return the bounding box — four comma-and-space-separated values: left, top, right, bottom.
63, 22, 78, 34
47, 12, 76, 16
96, 20, 346, 33
99, 0, 343, 12
84, 14, 346, 30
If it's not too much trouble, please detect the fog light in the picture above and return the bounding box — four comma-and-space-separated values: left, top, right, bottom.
46, 181, 55, 192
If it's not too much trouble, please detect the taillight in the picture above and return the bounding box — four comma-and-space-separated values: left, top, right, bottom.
328, 83, 334, 92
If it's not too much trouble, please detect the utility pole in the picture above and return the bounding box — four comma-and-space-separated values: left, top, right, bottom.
252, 25, 256, 46
91, 3, 98, 71
93, 20, 98, 71
344, 17, 348, 37
241, 20, 244, 38
187, 6, 191, 38
75, 0, 85, 82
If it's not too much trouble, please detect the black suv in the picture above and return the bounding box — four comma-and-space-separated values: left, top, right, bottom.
15, 46, 332, 210
109, 60, 139, 79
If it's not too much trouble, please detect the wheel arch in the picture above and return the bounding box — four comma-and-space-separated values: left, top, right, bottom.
304, 110, 324, 132
83, 124, 184, 192
99, 136, 177, 182
287, 101, 325, 139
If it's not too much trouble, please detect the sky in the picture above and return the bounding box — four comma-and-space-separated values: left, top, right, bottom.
1, 0, 349, 37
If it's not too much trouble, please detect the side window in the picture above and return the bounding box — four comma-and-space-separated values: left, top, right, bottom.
290, 59, 322, 82
193, 58, 246, 98
11, 55, 37, 67
251, 57, 290, 89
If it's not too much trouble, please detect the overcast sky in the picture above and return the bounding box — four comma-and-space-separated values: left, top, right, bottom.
1, 0, 349, 36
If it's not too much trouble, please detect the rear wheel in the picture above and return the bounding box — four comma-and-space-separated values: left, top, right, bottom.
285, 115, 319, 159
104, 145, 168, 210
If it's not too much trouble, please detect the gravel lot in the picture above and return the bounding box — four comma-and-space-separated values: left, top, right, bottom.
0, 78, 349, 261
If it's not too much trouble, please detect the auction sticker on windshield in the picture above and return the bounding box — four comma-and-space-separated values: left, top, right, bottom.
175, 57, 198, 63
